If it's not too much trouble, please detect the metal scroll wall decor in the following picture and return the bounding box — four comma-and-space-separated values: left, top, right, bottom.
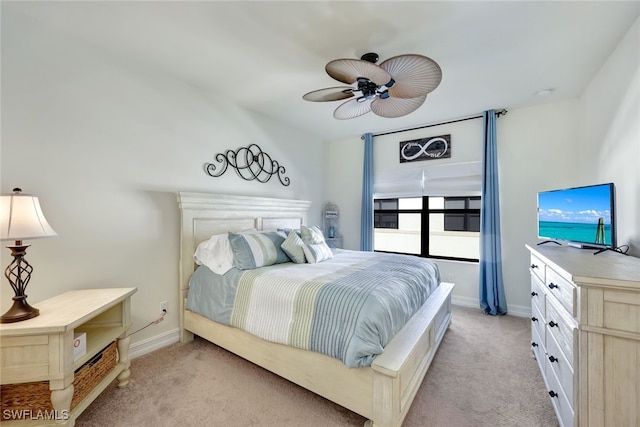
205, 143, 290, 186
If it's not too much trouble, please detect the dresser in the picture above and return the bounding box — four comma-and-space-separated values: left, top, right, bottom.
526, 244, 640, 427
0, 288, 137, 426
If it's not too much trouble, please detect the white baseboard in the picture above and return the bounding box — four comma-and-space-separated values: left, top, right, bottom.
129, 328, 180, 359
452, 295, 531, 317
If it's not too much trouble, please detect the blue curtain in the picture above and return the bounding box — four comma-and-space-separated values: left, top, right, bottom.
479, 110, 507, 315
360, 133, 374, 251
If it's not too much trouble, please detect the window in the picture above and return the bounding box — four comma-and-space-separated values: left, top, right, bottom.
444, 197, 481, 232
373, 196, 480, 261
374, 199, 399, 229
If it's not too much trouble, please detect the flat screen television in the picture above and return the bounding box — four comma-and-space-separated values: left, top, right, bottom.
537, 183, 616, 249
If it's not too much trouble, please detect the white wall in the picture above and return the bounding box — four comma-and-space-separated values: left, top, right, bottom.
580, 17, 640, 255
0, 9, 325, 350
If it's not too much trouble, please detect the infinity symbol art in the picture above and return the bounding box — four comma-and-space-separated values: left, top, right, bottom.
399, 135, 450, 163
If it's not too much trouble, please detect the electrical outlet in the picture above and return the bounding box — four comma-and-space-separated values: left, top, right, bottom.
160, 301, 168, 314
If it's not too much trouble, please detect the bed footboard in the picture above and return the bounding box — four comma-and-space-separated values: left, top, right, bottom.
370, 281, 454, 427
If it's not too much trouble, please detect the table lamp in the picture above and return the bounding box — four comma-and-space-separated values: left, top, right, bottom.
1, 188, 57, 323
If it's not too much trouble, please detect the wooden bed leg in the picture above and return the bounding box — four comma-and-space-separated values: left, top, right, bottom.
180, 328, 194, 343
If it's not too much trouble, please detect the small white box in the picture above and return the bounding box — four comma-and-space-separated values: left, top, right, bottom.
73, 332, 87, 361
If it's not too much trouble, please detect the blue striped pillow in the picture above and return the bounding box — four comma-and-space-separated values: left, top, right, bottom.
228, 231, 289, 270
281, 231, 306, 264
302, 241, 334, 264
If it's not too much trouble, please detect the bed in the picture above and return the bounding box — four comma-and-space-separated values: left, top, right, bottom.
177, 192, 454, 427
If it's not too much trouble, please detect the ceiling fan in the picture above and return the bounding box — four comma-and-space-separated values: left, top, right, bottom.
303, 52, 442, 120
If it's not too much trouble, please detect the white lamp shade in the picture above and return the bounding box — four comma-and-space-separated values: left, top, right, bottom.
0, 192, 57, 241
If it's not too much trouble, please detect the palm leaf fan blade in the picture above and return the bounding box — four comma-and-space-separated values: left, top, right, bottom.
325, 59, 391, 86
302, 87, 355, 102
380, 54, 442, 98
333, 98, 373, 120
371, 94, 427, 118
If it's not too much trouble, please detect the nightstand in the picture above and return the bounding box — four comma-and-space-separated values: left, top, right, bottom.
0, 287, 137, 426
325, 237, 343, 249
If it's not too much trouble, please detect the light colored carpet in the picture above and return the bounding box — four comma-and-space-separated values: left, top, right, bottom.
76, 305, 558, 426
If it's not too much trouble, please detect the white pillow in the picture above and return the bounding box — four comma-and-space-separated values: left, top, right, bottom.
193, 233, 234, 275
301, 225, 325, 244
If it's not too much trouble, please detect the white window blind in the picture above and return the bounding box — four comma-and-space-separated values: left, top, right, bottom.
374, 161, 481, 198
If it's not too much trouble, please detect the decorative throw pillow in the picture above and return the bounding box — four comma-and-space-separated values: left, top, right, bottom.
302, 241, 334, 264
301, 225, 325, 244
228, 231, 289, 270
278, 228, 301, 236
193, 233, 234, 275
281, 231, 306, 264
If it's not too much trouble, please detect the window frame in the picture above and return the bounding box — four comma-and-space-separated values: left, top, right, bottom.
373, 195, 481, 262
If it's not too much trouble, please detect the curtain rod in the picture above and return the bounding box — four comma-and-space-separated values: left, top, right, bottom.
365, 109, 507, 138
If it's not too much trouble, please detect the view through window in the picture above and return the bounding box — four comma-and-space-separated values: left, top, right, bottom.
374, 196, 480, 261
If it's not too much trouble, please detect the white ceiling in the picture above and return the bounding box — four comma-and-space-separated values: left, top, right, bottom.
7, 1, 640, 141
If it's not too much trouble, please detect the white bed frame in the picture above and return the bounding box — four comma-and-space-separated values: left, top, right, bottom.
177, 192, 454, 427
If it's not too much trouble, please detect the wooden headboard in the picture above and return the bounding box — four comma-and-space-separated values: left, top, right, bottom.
176, 192, 312, 332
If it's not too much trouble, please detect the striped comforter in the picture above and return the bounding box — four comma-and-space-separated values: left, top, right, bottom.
186, 249, 440, 367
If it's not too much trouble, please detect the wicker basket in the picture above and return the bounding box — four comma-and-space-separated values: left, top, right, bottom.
1, 341, 118, 421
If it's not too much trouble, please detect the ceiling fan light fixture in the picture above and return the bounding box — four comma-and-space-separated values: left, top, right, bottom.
305, 52, 441, 119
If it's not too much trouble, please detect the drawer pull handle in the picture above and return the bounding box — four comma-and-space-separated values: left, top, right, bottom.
548, 321, 558, 328
548, 283, 559, 290
549, 391, 559, 398
531, 342, 538, 347
531, 264, 538, 269
531, 291, 538, 297
548, 355, 558, 363
531, 316, 538, 322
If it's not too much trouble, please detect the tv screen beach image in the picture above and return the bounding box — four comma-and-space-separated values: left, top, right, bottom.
538, 184, 613, 245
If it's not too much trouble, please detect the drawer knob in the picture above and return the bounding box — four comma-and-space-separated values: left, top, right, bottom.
548, 320, 558, 328
532, 342, 538, 347
548, 283, 559, 290
548, 355, 558, 363
549, 391, 559, 398
531, 291, 538, 297
531, 316, 538, 322
531, 264, 538, 269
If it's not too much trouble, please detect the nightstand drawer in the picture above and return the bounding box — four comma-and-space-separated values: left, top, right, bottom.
546, 267, 576, 316
0, 335, 50, 383
546, 299, 576, 368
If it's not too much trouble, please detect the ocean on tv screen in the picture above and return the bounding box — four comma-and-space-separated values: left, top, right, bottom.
539, 220, 612, 246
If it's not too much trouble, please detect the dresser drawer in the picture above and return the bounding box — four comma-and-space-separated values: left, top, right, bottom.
531, 324, 546, 375
531, 302, 546, 348
546, 267, 576, 316
546, 330, 574, 405
531, 275, 546, 318
546, 362, 574, 427
545, 299, 577, 368
530, 253, 545, 285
